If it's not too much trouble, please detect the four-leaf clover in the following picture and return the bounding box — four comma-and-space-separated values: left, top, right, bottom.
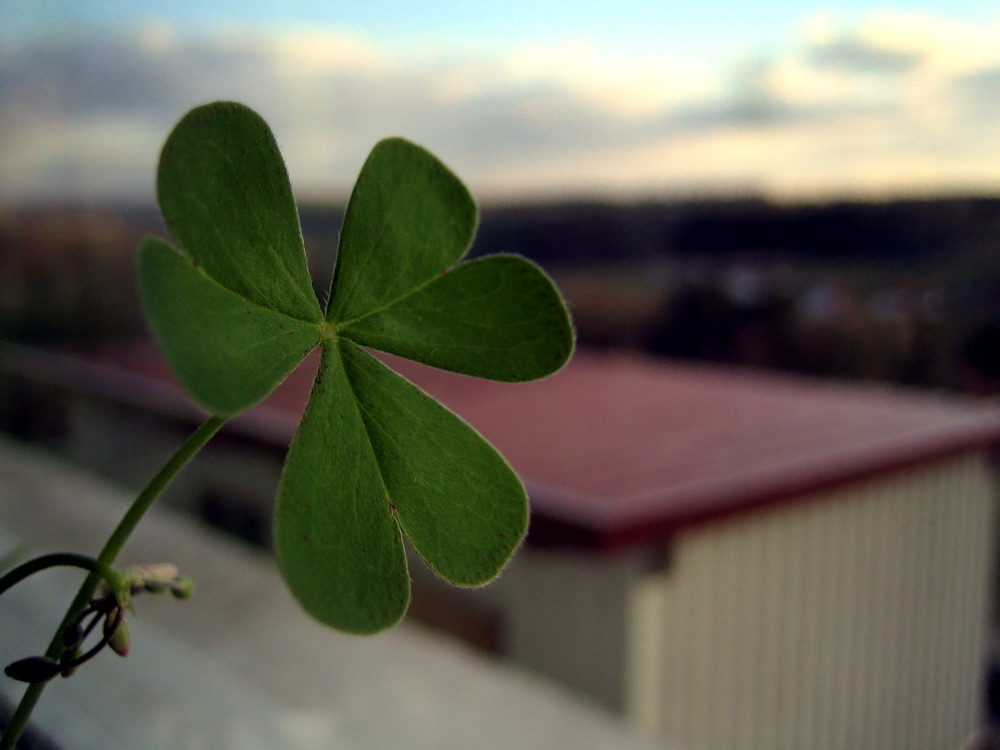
138, 102, 574, 633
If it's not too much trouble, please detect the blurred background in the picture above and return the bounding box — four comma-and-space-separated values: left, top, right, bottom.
3, 2, 1000, 750
2, 0, 1000, 382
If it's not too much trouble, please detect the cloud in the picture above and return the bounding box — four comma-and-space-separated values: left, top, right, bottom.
807, 38, 923, 76
3, 12, 1000, 204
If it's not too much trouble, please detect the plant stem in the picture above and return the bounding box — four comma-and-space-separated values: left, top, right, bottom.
0, 553, 122, 600
0, 415, 226, 750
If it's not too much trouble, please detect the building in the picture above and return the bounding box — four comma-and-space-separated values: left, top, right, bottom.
3, 342, 999, 749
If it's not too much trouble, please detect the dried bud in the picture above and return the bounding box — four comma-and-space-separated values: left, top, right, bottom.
59, 647, 82, 678
61, 621, 84, 649
5, 656, 61, 683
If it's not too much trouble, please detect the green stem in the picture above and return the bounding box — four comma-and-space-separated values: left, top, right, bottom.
0, 553, 123, 600
0, 415, 226, 750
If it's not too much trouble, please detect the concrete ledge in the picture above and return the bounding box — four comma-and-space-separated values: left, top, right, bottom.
0, 436, 675, 750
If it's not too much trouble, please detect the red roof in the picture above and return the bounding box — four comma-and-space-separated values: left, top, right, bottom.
6, 342, 1000, 550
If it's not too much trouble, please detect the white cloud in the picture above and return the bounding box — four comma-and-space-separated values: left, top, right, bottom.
3, 12, 1000, 204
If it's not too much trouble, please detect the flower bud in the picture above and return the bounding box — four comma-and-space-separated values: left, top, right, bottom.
104, 613, 130, 657
59, 647, 82, 678
5, 656, 61, 683
138, 563, 179, 582
61, 621, 84, 649
110, 623, 130, 657
169, 577, 194, 599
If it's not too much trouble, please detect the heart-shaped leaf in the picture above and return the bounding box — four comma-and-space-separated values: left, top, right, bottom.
324, 137, 477, 326
141, 101, 574, 633
157, 102, 322, 323
138, 236, 321, 416
339, 254, 575, 381
140, 102, 323, 415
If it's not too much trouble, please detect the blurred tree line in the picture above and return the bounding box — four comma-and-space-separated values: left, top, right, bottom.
2, 196, 999, 392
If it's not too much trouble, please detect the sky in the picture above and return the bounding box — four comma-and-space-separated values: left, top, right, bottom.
3, 1, 1000, 204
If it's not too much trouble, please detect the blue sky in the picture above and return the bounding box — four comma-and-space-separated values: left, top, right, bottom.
7, 1, 997, 41
7, 1, 999, 73
3, 1, 1000, 202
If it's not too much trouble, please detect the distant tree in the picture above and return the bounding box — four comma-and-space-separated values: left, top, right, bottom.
963, 316, 1000, 395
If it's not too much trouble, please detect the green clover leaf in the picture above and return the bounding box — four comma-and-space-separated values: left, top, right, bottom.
138, 102, 574, 633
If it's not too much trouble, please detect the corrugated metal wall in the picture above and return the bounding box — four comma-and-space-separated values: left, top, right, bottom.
626, 453, 997, 750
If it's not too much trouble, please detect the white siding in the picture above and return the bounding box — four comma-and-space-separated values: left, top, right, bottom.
626, 453, 997, 750
499, 548, 648, 711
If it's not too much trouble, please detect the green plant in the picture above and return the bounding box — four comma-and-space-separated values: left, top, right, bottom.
1, 101, 573, 746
